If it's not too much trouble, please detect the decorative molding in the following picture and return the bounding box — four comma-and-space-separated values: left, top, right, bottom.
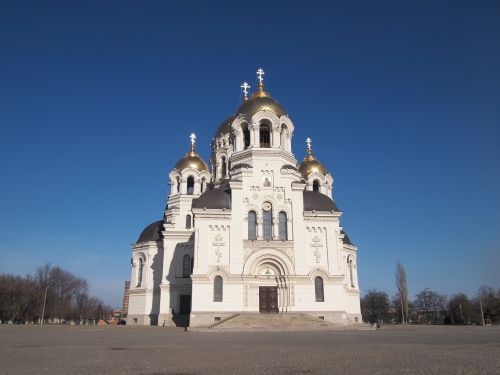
208, 224, 230, 231
310, 235, 323, 263
212, 234, 225, 263
243, 247, 296, 276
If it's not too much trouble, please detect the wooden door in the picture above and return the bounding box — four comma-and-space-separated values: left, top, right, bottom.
259, 286, 279, 313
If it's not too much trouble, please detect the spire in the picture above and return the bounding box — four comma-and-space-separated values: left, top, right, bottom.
190, 133, 197, 154
305, 137, 315, 160
253, 67, 270, 98
241, 82, 250, 100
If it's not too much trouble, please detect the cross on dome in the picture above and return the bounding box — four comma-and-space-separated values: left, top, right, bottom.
256, 68, 265, 84
190, 133, 197, 151
241, 82, 250, 100
252, 67, 270, 98
306, 137, 313, 157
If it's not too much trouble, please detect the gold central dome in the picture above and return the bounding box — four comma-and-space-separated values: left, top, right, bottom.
174, 134, 208, 172
236, 82, 287, 118
214, 71, 287, 139
214, 85, 287, 140
236, 95, 287, 118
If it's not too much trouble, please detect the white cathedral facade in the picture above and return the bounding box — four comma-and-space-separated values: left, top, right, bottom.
127, 69, 361, 327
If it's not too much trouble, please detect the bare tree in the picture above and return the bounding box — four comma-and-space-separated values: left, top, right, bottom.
414, 288, 447, 324
0, 263, 112, 324
395, 262, 409, 324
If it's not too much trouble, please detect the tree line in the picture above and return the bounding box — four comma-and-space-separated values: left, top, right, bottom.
361, 262, 500, 325
0, 264, 113, 324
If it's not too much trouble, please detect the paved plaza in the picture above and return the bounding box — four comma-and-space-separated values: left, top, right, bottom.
1, 325, 499, 374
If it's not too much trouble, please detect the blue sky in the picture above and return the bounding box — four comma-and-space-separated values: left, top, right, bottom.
1, 1, 499, 307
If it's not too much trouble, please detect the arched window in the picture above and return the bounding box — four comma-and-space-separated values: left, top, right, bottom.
242, 123, 250, 149
221, 156, 227, 178
136, 258, 144, 287
348, 256, 355, 287
315, 276, 324, 302
185, 214, 192, 229
313, 180, 320, 192
262, 204, 273, 240
176, 176, 181, 193
213, 276, 223, 302
248, 211, 257, 240
187, 176, 194, 195
259, 123, 271, 148
280, 124, 289, 151
183, 254, 191, 278
278, 211, 287, 241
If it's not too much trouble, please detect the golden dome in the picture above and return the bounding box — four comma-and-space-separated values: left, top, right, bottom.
298, 157, 328, 176
215, 70, 287, 139
174, 134, 208, 172
236, 82, 287, 118
297, 138, 328, 176
236, 95, 287, 118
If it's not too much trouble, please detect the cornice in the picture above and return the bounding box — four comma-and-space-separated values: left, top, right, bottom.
230, 148, 297, 165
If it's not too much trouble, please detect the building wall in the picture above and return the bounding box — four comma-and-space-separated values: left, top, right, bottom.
127, 108, 361, 327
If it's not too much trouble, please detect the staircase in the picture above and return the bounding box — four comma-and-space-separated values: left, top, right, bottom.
209, 313, 342, 331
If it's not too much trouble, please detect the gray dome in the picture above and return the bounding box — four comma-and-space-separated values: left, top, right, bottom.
341, 230, 353, 246
214, 115, 237, 139
137, 221, 163, 243
303, 191, 339, 212
192, 188, 231, 210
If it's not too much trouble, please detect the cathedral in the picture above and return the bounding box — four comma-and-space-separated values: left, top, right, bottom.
127, 69, 361, 327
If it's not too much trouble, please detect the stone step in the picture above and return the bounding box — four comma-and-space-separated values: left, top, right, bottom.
211, 313, 341, 331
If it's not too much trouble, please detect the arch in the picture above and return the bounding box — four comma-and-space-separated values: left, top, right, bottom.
206, 266, 230, 281
347, 255, 355, 288
176, 176, 181, 194
262, 203, 273, 240
200, 178, 206, 193
312, 179, 320, 192
251, 112, 280, 128
248, 210, 257, 240
221, 156, 227, 178
136, 257, 144, 287
315, 276, 324, 302
183, 254, 191, 278
185, 214, 192, 229
243, 249, 295, 276
278, 211, 287, 241
259, 122, 271, 148
213, 276, 223, 302
186, 176, 194, 195
280, 124, 289, 151
279, 116, 295, 135
242, 123, 250, 150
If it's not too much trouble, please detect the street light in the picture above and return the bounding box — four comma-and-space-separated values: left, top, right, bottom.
40, 283, 52, 325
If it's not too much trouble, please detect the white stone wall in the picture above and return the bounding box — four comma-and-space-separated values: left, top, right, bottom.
128, 105, 361, 327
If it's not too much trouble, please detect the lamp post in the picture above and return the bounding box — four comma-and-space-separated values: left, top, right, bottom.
40, 283, 52, 325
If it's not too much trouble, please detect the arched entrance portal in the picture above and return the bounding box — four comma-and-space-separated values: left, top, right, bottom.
248, 255, 292, 314
256, 262, 280, 313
